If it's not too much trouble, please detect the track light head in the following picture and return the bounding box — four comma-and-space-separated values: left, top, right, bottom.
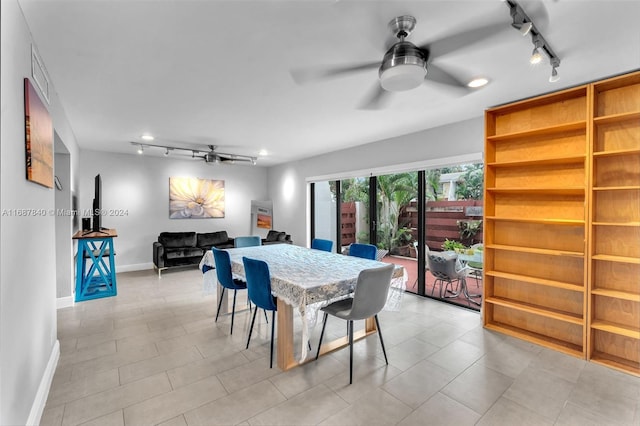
549, 57, 561, 82
530, 47, 542, 64
519, 21, 532, 36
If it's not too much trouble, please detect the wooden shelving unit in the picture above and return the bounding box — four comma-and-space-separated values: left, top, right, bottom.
588, 71, 640, 376
483, 86, 589, 359
483, 71, 640, 377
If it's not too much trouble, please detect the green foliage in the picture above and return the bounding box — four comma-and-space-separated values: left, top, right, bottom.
455, 164, 484, 200
457, 220, 483, 241
376, 173, 416, 250
442, 239, 466, 251
340, 178, 369, 203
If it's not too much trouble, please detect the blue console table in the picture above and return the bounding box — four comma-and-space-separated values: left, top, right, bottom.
73, 229, 117, 302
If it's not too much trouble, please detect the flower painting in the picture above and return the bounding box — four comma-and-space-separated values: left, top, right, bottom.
169, 177, 224, 219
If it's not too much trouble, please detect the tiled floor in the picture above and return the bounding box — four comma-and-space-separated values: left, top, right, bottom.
42, 267, 640, 426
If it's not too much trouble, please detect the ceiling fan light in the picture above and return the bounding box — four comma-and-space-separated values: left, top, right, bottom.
468, 77, 489, 88
380, 64, 426, 92
137, 145, 144, 154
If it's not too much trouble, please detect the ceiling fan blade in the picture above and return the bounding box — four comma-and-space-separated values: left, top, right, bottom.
417, 22, 505, 59
357, 83, 391, 110
290, 61, 380, 84
425, 63, 469, 89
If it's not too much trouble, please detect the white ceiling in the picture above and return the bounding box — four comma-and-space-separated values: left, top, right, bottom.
17, 0, 640, 166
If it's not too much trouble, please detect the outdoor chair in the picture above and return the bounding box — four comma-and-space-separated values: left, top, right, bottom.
467, 243, 483, 287
315, 263, 395, 384
427, 252, 463, 298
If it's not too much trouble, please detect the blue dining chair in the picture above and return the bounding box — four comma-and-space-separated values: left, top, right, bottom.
212, 247, 248, 335
311, 238, 333, 252
242, 256, 278, 368
234, 235, 262, 248
349, 243, 377, 260
315, 263, 395, 384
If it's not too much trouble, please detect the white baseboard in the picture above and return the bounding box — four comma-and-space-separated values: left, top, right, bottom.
26, 340, 60, 426
57, 296, 74, 309
117, 262, 153, 273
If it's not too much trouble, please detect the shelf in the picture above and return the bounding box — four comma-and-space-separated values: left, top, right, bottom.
486, 155, 585, 168
590, 352, 640, 377
485, 216, 585, 226
486, 270, 584, 292
487, 121, 586, 142
487, 244, 584, 258
592, 186, 640, 191
484, 322, 584, 358
592, 254, 640, 265
593, 148, 640, 158
591, 320, 640, 339
485, 297, 583, 325
591, 288, 640, 302
486, 187, 584, 195
592, 221, 640, 227
593, 111, 640, 125
485, 71, 639, 377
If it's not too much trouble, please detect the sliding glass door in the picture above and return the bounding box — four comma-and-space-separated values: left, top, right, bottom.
310, 162, 483, 311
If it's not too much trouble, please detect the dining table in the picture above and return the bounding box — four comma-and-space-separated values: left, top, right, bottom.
200, 244, 406, 370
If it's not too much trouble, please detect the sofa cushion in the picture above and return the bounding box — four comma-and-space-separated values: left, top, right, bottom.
158, 232, 197, 248
277, 232, 288, 241
165, 247, 204, 260
197, 231, 230, 248
265, 230, 283, 242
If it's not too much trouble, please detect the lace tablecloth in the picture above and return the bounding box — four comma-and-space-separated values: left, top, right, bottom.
200, 244, 406, 360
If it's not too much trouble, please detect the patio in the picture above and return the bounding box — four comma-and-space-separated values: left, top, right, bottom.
381, 255, 483, 311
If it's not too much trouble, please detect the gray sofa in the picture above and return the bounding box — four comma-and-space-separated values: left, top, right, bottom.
152, 231, 234, 276
261, 230, 292, 245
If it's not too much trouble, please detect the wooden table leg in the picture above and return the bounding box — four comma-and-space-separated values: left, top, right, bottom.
276, 298, 296, 370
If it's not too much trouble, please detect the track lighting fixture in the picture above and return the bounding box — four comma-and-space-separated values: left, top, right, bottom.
129, 141, 257, 165
504, 0, 561, 82
529, 34, 543, 65
549, 57, 560, 82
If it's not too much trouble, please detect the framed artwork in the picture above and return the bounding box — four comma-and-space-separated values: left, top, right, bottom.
169, 177, 225, 218
256, 207, 272, 229
24, 78, 53, 188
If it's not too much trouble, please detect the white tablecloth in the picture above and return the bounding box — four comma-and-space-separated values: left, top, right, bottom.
200, 244, 406, 360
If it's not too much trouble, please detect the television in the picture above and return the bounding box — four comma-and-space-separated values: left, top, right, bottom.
92, 174, 102, 232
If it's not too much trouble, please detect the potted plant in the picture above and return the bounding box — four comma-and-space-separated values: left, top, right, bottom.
442, 239, 465, 253
457, 220, 483, 246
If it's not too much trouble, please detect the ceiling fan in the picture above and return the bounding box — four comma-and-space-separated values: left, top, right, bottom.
130, 142, 257, 165
198, 145, 257, 165
291, 15, 504, 109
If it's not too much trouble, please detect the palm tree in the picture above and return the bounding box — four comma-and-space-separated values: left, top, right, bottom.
377, 173, 416, 251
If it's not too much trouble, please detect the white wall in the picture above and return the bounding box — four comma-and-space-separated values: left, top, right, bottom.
78, 150, 269, 270
0, 1, 80, 424
267, 117, 483, 248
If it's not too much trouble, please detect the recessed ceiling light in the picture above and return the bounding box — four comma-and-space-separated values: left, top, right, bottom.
141, 134, 154, 141
467, 78, 489, 88
259, 149, 268, 156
